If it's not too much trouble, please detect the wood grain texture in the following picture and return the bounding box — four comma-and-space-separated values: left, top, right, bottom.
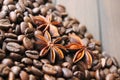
99, 0, 120, 62
56, 0, 100, 40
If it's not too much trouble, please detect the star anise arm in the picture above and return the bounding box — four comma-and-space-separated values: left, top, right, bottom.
50, 48, 56, 63
51, 21, 61, 26
84, 50, 93, 69
39, 46, 50, 57
73, 49, 85, 63
35, 34, 48, 43
65, 43, 83, 50
33, 15, 47, 23
53, 46, 64, 59
54, 44, 67, 51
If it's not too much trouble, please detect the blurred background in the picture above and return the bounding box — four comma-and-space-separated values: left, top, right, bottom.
53, 0, 120, 63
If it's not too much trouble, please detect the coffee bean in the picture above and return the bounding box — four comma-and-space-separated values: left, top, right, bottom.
106, 57, 113, 67
103, 68, 110, 76
110, 65, 117, 73
20, 22, 28, 34
57, 78, 65, 80
11, 66, 21, 76
44, 74, 56, 80
3, 0, 13, 5
54, 65, 62, 76
25, 50, 39, 59
32, 7, 40, 14
111, 57, 119, 67
29, 74, 37, 80
8, 4, 16, 11
0, 11, 7, 19
85, 70, 90, 80
79, 24, 87, 35
23, 37, 34, 49
30, 66, 43, 76
73, 71, 84, 79
5, 33, 17, 39
33, 59, 42, 69
0, 19, 12, 30
84, 32, 93, 39
0, 64, 10, 76
20, 71, 29, 80
8, 72, 15, 80
0, 49, 6, 60
72, 65, 78, 72
56, 5, 65, 13
6, 42, 21, 52
9, 11, 17, 22
62, 68, 73, 78
41, 59, 50, 64
2, 58, 13, 67
17, 35, 25, 41
95, 70, 101, 80
118, 68, 120, 75
106, 73, 115, 80
45, 3, 54, 10
92, 62, 102, 71
0, 29, 5, 41
21, 57, 33, 65
62, 62, 72, 69
42, 64, 57, 75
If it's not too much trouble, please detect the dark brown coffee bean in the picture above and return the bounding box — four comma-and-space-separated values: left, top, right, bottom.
0, 19, 12, 30
2, 58, 13, 67
79, 24, 87, 35
3, 0, 13, 5
0, 11, 7, 19
20, 22, 28, 33
25, 50, 39, 59
103, 68, 110, 76
6, 42, 21, 52
0, 64, 10, 76
20, 71, 29, 80
106, 73, 115, 80
45, 3, 55, 9
85, 70, 90, 80
74, 71, 84, 79
44, 74, 56, 80
41, 59, 50, 64
9, 11, 17, 22
17, 35, 25, 41
54, 65, 62, 76
23, 37, 34, 50
0, 29, 5, 41
11, 66, 21, 76
32, 7, 40, 14
84, 32, 93, 39
42, 64, 57, 75
8, 72, 15, 80
92, 62, 102, 71
111, 57, 119, 67
29, 74, 37, 80
24, 16, 31, 22
110, 65, 117, 73
56, 5, 65, 13
95, 70, 101, 80
4, 38, 19, 43
5, 33, 17, 39
65, 55, 73, 64
0, 49, 6, 60
89, 71, 95, 78
8, 4, 16, 11
99, 70, 105, 80
62, 62, 72, 69
106, 57, 113, 67
21, 57, 33, 65
30, 66, 43, 76
57, 78, 65, 80
33, 59, 42, 69
62, 68, 73, 78
72, 65, 78, 72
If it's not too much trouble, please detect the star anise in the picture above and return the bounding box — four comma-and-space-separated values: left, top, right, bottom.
35, 31, 66, 63
66, 33, 93, 68
32, 14, 60, 37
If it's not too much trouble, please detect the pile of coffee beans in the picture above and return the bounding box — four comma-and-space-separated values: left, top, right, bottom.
0, 0, 120, 80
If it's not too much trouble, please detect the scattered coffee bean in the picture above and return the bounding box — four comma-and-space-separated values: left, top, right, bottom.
21, 57, 33, 65
20, 71, 29, 80
11, 66, 21, 76
44, 74, 56, 80
0, 64, 10, 76
25, 50, 39, 59
8, 72, 15, 80
23, 37, 34, 49
62, 68, 73, 78
2, 58, 13, 67
0, 49, 6, 60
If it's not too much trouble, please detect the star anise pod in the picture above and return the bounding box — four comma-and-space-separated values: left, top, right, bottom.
32, 14, 60, 37
35, 31, 66, 63
66, 33, 93, 68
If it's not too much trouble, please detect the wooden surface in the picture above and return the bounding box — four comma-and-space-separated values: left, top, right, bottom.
55, 0, 120, 63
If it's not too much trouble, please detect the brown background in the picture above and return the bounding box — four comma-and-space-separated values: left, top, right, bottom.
53, 0, 120, 63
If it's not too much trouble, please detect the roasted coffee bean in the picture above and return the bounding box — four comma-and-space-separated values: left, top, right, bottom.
85, 70, 90, 80
57, 78, 65, 80
99, 70, 105, 80
20, 22, 28, 34
92, 62, 102, 70
79, 24, 87, 35
0, 11, 7, 19
30, 66, 43, 76
0, 19, 12, 30
40, 6, 48, 15
8, 4, 16, 11
20, 71, 29, 80
0, 64, 10, 76
24, 16, 31, 22
103, 68, 110, 76
17, 35, 25, 41
89, 71, 95, 78
44, 74, 56, 80
45, 3, 55, 10
2, 58, 13, 67
8, 72, 15, 80
62, 62, 72, 69
4, 38, 19, 43
111, 57, 119, 67
106, 57, 113, 67
5, 33, 17, 38
72, 65, 78, 72
95, 70, 101, 80
32, 7, 40, 14
101, 58, 106, 68
110, 65, 117, 73
25, 50, 39, 59
11, 66, 21, 76
118, 68, 120, 75
41, 59, 50, 64
54, 65, 62, 76
73, 71, 84, 79
29, 74, 37, 80
21, 57, 33, 65
56, 5, 65, 13
0, 29, 4, 41
9, 11, 17, 22
0, 49, 6, 60
6, 42, 22, 52
65, 55, 73, 64
42, 64, 57, 75
84, 32, 93, 39
62, 68, 73, 78
106, 73, 115, 80
33, 59, 42, 69
23, 37, 34, 49
3, 0, 13, 5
